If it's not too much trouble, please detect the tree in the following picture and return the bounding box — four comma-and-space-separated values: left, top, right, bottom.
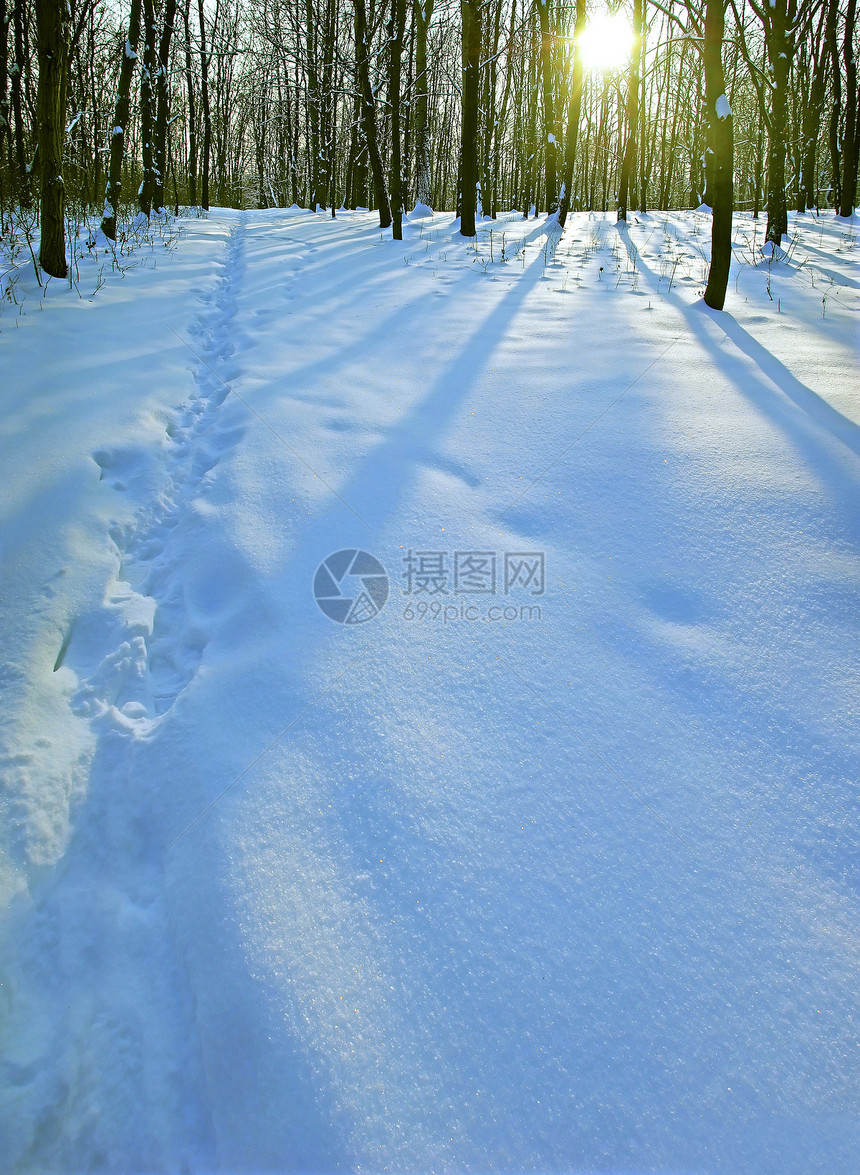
839, 0, 858, 215
101, 0, 142, 239
536, 0, 557, 214
413, 0, 434, 208
152, 0, 178, 213
761, 0, 793, 242
138, 0, 157, 215
0, 0, 10, 220
618, 0, 642, 221
557, 0, 586, 227
354, 0, 391, 227
479, 0, 504, 218
182, 0, 198, 205
799, 0, 837, 212
459, 0, 481, 236
35, 0, 70, 276
197, 0, 212, 210
702, 0, 733, 309
304, 0, 323, 208
2, 0, 854, 234
389, 0, 407, 237
735, 0, 810, 244
11, 0, 30, 206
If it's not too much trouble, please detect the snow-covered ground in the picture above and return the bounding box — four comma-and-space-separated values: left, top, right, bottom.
1, 206, 858, 1174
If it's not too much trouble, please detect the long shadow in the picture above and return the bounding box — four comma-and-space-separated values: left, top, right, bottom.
325, 240, 549, 530
157, 209, 860, 1167
254, 289, 432, 395
127, 231, 558, 1163
617, 223, 860, 479
134, 218, 554, 854
234, 211, 858, 1169
715, 310, 860, 456
161, 228, 557, 846
791, 239, 860, 289
243, 219, 545, 399
267, 213, 559, 338
249, 228, 554, 543
655, 213, 860, 294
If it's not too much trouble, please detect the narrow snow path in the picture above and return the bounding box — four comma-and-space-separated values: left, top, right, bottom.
1, 208, 858, 1175
0, 215, 251, 1171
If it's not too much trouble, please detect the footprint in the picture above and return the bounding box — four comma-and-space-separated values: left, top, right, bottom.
92, 447, 149, 494
77, 219, 248, 730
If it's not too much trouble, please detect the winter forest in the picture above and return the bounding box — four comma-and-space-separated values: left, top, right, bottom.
1, 0, 859, 1171
3, 0, 859, 298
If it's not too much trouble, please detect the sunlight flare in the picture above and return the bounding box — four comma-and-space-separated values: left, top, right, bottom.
578, 12, 636, 71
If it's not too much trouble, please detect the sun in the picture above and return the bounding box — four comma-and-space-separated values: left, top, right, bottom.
577, 12, 636, 72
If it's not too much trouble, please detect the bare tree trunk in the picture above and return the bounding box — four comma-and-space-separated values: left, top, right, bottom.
389, 0, 406, 237
536, 0, 557, 213
401, 2, 415, 204
197, 0, 211, 210
152, 0, 177, 213
354, 0, 391, 227
479, 0, 501, 217
828, 1, 842, 211
11, 0, 30, 204
137, 0, 156, 215
761, 0, 794, 244
703, 0, 733, 310
520, 20, 540, 216
487, 0, 516, 218
322, 0, 337, 213
101, 0, 141, 238
304, 0, 322, 208
800, 0, 837, 211
459, 0, 481, 235
183, 0, 197, 205
413, 0, 433, 207
839, 0, 858, 215
0, 0, 11, 221
87, 5, 103, 212
557, 0, 586, 227
617, 0, 642, 221
348, 72, 367, 206
35, 0, 70, 277
637, 12, 649, 211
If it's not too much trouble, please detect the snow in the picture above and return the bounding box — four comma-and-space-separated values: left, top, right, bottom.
760, 238, 787, 260
715, 93, 732, 120
1, 206, 859, 1174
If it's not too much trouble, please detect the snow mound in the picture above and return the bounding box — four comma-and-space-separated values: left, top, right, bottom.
761, 240, 788, 261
